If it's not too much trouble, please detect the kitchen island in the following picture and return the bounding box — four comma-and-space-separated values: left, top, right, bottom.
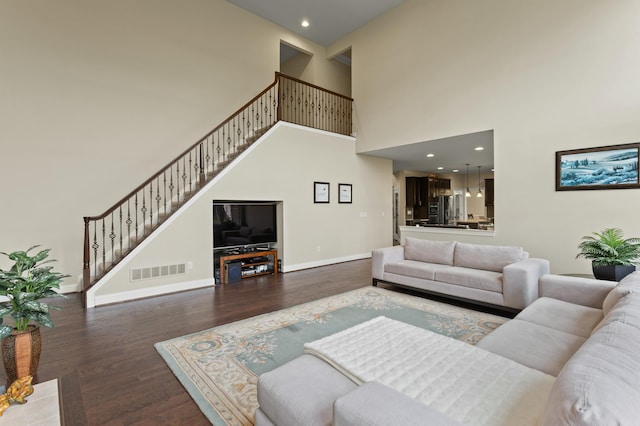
400, 224, 495, 243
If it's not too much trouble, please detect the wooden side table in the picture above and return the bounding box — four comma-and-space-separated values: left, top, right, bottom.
219, 250, 278, 284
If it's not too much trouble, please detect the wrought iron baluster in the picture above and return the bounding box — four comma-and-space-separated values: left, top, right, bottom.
92, 222, 98, 279
175, 160, 181, 202
162, 171, 167, 215
188, 151, 193, 192
198, 143, 204, 184
169, 164, 175, 207
205, 136, 211, 175
126, 200, 132, 250
156, 176, 161, 223
181, 156, 187, 199
109, 213, 116, 264
149, 180, 154, 225
141, 189, 147, 236
119, 206, 123, 254
101, 219, 106, 274
134, 193, 139, 243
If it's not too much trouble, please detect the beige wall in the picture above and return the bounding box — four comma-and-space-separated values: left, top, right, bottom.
91, 123, 392, 304
0, 0, 354, 286
333, 0, 640, 274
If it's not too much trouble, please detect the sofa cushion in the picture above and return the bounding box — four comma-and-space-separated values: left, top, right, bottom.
453, 242, 527, 272
540, 320, 640, 425
404, 238, 456, 265
477, 319, 586, 376
257, 354, 357, 426
333, 381, 463, 426
385, 260, 452, 281
434, 267, 503, 293
602, 270, 640, 315
516, 297, 603, 338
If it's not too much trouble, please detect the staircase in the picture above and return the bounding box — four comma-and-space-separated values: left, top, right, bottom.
82, 72, 353, 303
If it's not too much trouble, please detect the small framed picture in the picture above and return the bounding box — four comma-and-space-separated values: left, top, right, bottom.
314, 181, 330, 203
338, 183, 352, 204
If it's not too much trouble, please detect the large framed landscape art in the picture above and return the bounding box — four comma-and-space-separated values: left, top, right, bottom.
556, 143, 640, 191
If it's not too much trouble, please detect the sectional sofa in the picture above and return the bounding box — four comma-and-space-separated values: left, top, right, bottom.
372, 238, 550, 310
255, 272, 640, 425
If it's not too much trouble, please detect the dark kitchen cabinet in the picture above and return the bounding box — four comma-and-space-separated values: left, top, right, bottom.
406, 176, 452, 223
406, 177, 419, 207
485, 179, 494, 206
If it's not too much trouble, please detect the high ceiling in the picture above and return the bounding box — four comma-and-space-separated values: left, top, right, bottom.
227, 0, 494, 174
227, 0, 406, 46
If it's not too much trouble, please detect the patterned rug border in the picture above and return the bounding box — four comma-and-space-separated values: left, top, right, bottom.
155, 286, 507, 425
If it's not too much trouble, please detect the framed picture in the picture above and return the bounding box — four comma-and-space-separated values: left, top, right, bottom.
556, 143, 640, 191
338, 183, 352, 203
314, 181, 330, 203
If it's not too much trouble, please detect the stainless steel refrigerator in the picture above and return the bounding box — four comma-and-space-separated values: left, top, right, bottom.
437, 195, 452, 225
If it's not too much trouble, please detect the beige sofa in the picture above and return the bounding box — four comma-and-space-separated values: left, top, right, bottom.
372, 238, 550, 310
255, 272, 640, 425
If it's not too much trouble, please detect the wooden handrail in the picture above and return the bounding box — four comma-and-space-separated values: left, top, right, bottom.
276, 72, 354, 102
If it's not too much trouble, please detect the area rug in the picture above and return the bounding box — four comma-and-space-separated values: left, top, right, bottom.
155, 286, 508, 426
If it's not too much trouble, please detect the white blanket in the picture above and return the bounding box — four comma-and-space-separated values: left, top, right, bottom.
304, 316, 554, 426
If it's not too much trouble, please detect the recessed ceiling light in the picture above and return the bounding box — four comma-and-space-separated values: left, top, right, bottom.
437, 167, 443, 170
301, 19, 310, 27
426, 153, 435, 158
475, 146, 484, 151
453, 169, 459, 173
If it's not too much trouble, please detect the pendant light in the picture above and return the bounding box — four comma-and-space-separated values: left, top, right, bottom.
476, 166, 483, 198
465, 164, 471, 197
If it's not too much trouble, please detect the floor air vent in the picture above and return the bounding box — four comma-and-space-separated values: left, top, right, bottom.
131, 263, 186, 282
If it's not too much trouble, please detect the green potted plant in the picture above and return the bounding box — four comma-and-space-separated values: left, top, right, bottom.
576, 227, 640, 281
0, 246, 68, 385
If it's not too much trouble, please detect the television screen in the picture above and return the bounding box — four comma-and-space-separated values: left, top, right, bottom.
213, 201, 277, 249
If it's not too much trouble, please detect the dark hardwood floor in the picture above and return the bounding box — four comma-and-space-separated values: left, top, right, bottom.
8, 259, 373, 425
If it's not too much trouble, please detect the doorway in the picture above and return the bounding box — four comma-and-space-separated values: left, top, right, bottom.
280, 42, 312, 80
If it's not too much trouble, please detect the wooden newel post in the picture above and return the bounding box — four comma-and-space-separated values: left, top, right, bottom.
82, 217, 91, 307
276, 72, 283, 122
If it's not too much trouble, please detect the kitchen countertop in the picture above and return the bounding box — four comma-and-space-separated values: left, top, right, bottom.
400, 225, 495, 238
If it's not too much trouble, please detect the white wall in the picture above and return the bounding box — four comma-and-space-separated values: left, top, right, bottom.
0, 0, 355, 286
332, 0, 640, 274
90, 123, 392, 305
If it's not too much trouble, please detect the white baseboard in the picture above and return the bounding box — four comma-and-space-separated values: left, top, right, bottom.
283, 253, 371, 273
59, 283, 80, 294
92, 278, 214, 307
87, 252, 371, 307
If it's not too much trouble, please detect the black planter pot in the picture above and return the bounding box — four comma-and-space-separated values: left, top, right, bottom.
592, 264, 636, 282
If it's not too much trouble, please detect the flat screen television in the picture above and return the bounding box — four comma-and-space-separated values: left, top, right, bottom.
212, 201, 278, 250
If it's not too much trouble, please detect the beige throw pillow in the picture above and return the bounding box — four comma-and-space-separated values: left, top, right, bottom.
453, 242, 526, 272
404, 238, 456, 265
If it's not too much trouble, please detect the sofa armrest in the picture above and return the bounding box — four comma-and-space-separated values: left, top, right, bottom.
539, 274, 616, 309
502, 258, 550, 309
371, 246, 405, 280
334, 381, 462, 426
